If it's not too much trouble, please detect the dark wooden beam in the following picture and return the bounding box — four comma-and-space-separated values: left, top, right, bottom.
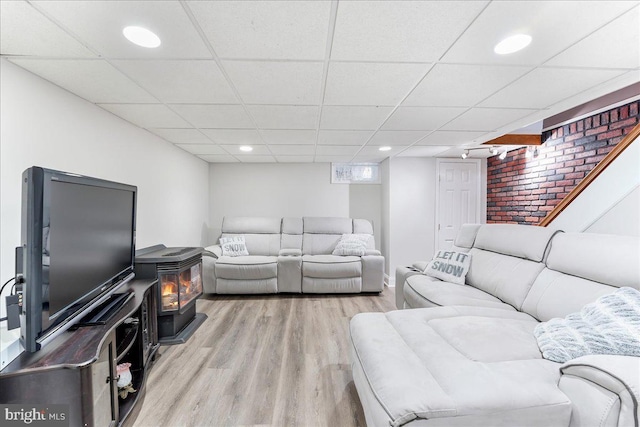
483, 134, 542, 146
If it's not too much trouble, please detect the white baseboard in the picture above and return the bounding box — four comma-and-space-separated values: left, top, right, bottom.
385, 274, 395, 287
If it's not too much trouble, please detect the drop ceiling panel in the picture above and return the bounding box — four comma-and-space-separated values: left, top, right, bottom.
398, 146, 453, 157
176, 144, 226, 155
113, 60, 237, 103
404, 64, 531, 107
170, 104, 254, 128
318, 130, 374, 145
247, 105, 318, 129
369, 131, 430, 146
221, 145, 272, 156
268, 145, 316, 156
382, 107, 467, 131
416, 131, 488, 146
223, 61, 323, 105
441, 108, 539, 132
275, 156, 315, 163
315, 145, 361, 156
442, 1, 638, 65
187, 1, 331, 60
9, 59, 155, 103
0, 1, 95, 57
331, 1, 488, 62
99, 103, 190, 128
150, 128, 213, 144
33, 0, 211, 59
357, 146, 409, 156
200, 129, 263, 145
238, 156, 277, 163
545, 7, 640, 69
314, 156, 355, 163
199, 154, 238, 163
261, 130, 317, 145
479, 68, 627, 109
320, 106, 393, 130
324, 62, 430, 106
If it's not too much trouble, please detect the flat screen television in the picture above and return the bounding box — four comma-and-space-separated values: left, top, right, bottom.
20, 166, 137, 352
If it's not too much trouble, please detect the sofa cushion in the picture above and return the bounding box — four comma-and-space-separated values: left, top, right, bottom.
453, 223, 481, 250
303, 216, 352, 234
546, 232, 640, 289
474, 224, 559, 262
404, 274, 516, 311
215, 255, 277, 280
522, 232, 640, 321
466, 247, 546, 310
423, 250, 471, 285
350, 307, 571, 426
302, 255, 362, 278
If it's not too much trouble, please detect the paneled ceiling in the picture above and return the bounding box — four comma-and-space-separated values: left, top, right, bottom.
2, 0, 639, 163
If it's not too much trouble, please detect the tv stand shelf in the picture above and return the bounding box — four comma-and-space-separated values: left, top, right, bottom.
0, 279, 159, 427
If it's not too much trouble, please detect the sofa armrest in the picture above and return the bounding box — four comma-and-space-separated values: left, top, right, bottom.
204, 244, 222, 259
364, 249, 381, 256
279, 248, 302, 256
559, 355, 639, 427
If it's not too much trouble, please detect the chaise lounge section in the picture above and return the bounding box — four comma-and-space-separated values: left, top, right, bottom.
203, 216, 384, 295
351, 224, 640, 427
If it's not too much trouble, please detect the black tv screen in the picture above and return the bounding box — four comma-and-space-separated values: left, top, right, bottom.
21, 167, 137, 352
48, 181, 134, 316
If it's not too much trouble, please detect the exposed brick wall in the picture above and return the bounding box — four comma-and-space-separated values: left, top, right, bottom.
487, 100, 640, 224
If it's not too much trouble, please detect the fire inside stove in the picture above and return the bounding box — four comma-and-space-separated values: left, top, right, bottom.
159, 263, 203, 313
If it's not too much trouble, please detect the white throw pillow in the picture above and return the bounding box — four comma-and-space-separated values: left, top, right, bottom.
219, 236, 249, 257
423, 250, 471, 285
332, 234, 371, 256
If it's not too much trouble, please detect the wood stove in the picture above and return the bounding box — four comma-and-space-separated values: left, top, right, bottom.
134, 245, 207, 344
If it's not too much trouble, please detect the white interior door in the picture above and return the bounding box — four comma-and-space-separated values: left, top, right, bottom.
436, 160, 480, 250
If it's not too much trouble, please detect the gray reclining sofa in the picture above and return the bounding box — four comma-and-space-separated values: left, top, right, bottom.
351, 224, 640, 427
203, 216, 385, 294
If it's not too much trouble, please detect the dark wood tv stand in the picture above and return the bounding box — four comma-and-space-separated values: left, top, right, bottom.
0, 279, 159, 427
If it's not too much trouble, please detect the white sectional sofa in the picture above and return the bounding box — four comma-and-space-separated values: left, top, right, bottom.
203, 216, 385, 294
351, 224, 640, 427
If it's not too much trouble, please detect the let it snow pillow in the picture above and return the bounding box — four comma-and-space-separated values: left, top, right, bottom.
423, 250, 471, 285
219, 236, 249, 257
332, 234, 371, 256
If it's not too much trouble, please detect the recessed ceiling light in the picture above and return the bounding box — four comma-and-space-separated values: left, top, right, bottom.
494, 34, 532, 55
379, 146, 392, 152
123, 26, 161, 48
239, 146, 253, 152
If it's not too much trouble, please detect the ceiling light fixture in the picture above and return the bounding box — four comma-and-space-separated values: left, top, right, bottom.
499, 150, 508, 160
379, 146, 392, 152
239, 146, 253, 152
123, 26, 161, 48
461, 150, 469, 159
494, 34, 532, 55
490, 146, 499, 155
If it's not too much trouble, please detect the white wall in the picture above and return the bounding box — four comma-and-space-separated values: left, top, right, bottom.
586, 185, 640, 236
386, 158, 437, 284
208, 163, 381, 246
551, 137, 639, 236
0, 59, 210, 314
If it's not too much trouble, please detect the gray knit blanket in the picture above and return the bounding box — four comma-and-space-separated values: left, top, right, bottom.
534, 287, 640, 363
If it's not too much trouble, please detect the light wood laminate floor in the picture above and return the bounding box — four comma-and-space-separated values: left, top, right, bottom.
133, 287, 396, 427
